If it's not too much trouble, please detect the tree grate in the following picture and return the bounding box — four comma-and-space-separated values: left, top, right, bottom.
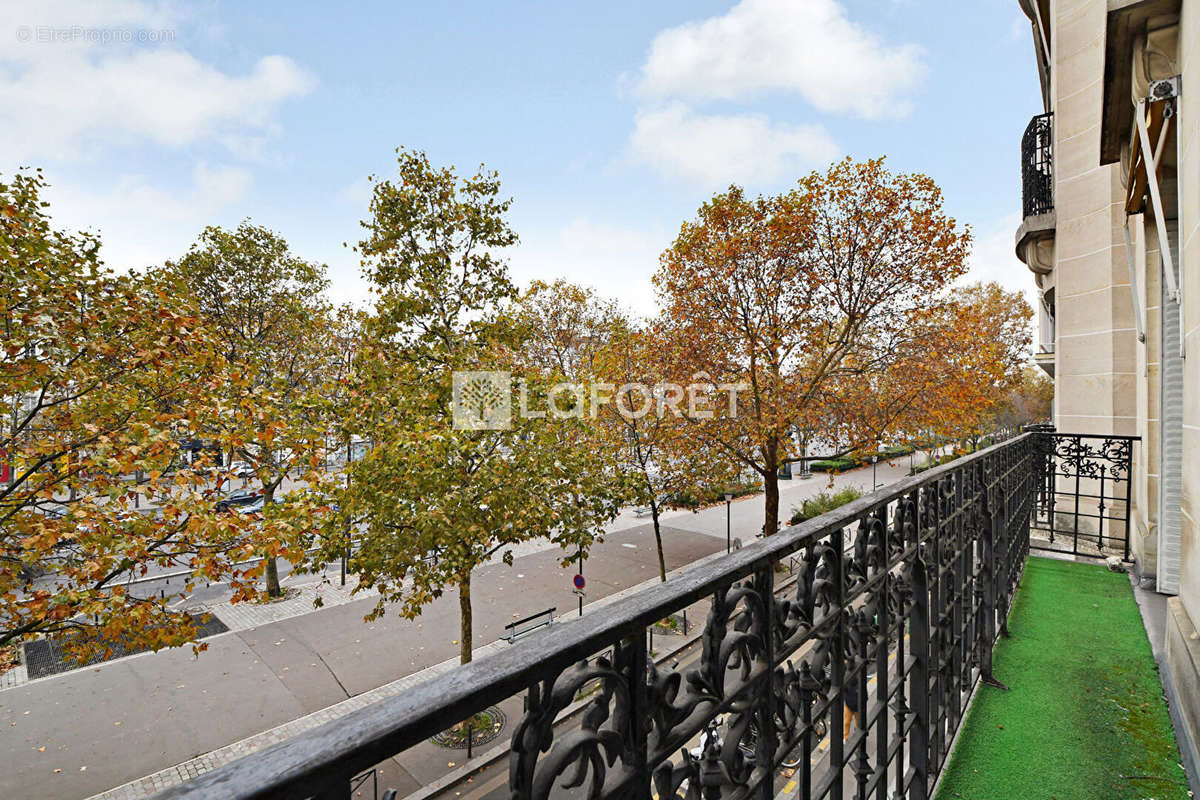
22, 612, 229, 679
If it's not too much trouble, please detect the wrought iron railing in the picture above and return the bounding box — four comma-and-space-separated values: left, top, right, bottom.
1021, 113, 1054, 218
154, 434, 1043, 800
1031, 431, 1137, 561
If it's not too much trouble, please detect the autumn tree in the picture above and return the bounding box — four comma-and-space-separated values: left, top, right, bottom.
0, 170, 289, 656
655, 158, 971, 536
593, 321, 738, 581
940, 283, 1033, 445
517, 279, 622, 377
993, 366, 1053, 431
885, 282, 1033, 451
170, 222, 334, 597
333, 150, 622, 665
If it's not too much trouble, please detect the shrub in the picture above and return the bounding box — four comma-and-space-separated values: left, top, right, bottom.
789, 486, 865, 525
810, 458, 857, 473
909, 452, 961, 475
667, 478, 762, 510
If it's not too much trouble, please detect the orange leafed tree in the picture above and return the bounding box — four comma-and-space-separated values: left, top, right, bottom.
885, 282, 1034, 451
1, 170, 315, 659
655, 158, 972, 536
516, 279, 622, 379
593, 321, 739, 581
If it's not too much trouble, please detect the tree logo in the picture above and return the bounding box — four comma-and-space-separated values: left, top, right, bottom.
452, 371, 512, 430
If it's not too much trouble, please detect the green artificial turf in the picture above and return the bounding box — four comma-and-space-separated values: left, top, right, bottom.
933, 557, 1190, 800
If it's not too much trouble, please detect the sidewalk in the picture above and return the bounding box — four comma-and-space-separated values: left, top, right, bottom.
1, 524, 723, 800
0, 458, 913, 800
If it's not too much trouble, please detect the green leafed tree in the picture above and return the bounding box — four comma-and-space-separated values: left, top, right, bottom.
169, 221, 335, 597
335, 150, 622, 665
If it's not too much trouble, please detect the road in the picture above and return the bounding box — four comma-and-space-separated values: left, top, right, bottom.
0, 458, 915, 800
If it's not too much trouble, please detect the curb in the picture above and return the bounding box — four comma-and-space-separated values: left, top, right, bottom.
86, 546, 734, 800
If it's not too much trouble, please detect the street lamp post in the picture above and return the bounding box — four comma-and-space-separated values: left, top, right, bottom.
577, 544, 583, 617
341, 437, 351, 587
871, 455, 879, 491
724, 493, 733, 554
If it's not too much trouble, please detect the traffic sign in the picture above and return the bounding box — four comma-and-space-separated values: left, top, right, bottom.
573, 573, 586, 590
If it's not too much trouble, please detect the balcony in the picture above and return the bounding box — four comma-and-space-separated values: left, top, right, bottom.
1015, 113, 1056, 277
1021, 113, 1053, 218
150, 430, 1183, 800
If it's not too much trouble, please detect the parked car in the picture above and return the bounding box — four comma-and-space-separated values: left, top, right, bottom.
228, 461, 254, 479
235, 497, 266, 517
214, 492, 262, 513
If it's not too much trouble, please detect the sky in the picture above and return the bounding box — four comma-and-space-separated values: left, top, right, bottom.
1, 0, 1044, 318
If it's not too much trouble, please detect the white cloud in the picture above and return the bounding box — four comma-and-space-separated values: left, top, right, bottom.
43, 162, 254, 273
338, 175, 374, 210
0, 1, 315, 287
630, 103, 839, 188
511, 219, 669, 319
635, 0, 925, 119
0, 0, 313, 160
962, 213, 1039, 308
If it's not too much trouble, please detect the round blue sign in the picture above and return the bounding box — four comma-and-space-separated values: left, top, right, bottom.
573, 573, 586, 590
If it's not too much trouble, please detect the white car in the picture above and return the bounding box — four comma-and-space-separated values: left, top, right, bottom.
228, 461, 254, 479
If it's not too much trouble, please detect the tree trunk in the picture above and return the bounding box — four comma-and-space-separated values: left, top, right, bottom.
764, 474, 780, 537
763, 437, 780, 537
650, 498, 666, 582
263, 480, 282, 598
265, 557, 282, 598
459, 571, 473, 665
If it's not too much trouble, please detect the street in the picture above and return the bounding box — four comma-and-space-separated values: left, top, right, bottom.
0, 458, 915, 800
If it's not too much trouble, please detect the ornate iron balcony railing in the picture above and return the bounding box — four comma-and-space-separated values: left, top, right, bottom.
154, 433, 1054, 800
1022, 112, 1054, 218
1031, 431, 1137, 561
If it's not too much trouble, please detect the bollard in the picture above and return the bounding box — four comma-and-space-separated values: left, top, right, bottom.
683, 610, 688, 634
466, 724, 473, 759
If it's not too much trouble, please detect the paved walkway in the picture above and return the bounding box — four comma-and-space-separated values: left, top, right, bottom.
0, 459, 913, 800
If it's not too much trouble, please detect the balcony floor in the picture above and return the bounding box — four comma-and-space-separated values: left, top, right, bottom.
935, 557, 1190, 800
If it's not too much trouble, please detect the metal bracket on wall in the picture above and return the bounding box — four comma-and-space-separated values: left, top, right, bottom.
1122, 216, 1147, 348
1135, 98, 1180, 300
1135, 82, 1186, 360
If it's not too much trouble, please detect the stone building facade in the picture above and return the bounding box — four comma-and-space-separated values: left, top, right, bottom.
1015, 0, 1199, 776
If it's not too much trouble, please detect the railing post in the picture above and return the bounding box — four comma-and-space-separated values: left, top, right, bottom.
978, 475, 1009, 692
949, 473, 964, 732
875, 508, 891, 800
829, 536, 846, 800
996, 484, 1012, 639
755, 566, 778, 800
627, 629, 650, 800
798, 663, 818, 799
908, 547, 931, 800
980, 488, 998, 673
1121, 442, 1134, 562
927, 482, 944, 773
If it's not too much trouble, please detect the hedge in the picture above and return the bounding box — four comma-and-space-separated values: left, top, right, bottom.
809, 458, 858, 473
789, 486, 864, 525
667, 478, 763, 510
